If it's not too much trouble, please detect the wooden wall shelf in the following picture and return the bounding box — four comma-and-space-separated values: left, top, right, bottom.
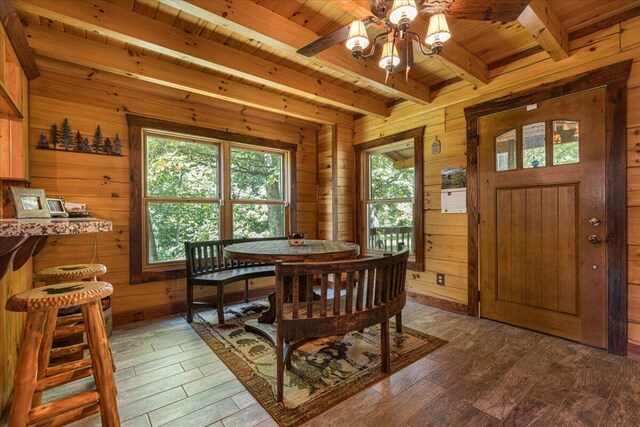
0, 218, 112, 279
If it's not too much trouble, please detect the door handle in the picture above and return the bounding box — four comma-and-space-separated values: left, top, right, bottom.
588, 235, 602, 244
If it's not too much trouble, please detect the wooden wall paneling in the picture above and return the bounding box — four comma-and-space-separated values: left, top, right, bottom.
29, 60, 320, 324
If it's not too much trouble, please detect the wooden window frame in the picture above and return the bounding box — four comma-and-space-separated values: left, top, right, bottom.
464, 60, 632, 356
128, 114, 297, 284
355, 127, 424, 271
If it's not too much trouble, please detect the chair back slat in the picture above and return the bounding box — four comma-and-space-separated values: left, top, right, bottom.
306, 275, 313, 318
320, 274, 328, 317
345, 272, 354, 314
333, 274, 341, 315
366, 268, 375, 308
355, 269, 365, 312
292, 276, 299, 319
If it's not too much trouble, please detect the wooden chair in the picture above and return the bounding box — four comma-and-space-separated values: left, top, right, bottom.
184, 237, 286, 324
275, 247, 409, 402
6, 281, 119, 427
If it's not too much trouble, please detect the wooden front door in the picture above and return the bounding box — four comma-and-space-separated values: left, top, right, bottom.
478, 88, 607, 348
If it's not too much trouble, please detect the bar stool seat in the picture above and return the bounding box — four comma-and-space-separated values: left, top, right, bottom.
34, 264, 108, 285
6, 281, 120, 427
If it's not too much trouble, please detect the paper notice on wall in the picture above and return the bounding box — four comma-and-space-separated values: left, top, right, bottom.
441, 167, 467, 213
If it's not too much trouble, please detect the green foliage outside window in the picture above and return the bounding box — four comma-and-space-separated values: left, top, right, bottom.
145, 135, 286, 264
367, 151, 414, 253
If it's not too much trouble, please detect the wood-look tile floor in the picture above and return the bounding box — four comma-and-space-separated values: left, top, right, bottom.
44, 301, 640, 426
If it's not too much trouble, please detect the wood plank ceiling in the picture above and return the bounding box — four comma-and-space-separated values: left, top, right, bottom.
13, 0, 640, 125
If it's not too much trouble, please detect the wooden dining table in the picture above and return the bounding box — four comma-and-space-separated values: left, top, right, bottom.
224, 239, 360, 343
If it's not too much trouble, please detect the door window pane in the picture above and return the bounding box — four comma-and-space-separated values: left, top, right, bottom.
146, 135, 218, 198
553, 120, 580, 165
523, 122, 546, 168
496, 129, 516, 171
233, 204, 285, 238
369, 150, 414, 199
147, 202, 219, 263
367, 203, 413, 254
231, 148, 283, 200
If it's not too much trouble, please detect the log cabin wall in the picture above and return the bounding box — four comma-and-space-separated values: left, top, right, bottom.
28, 58, 321, 326
317, 124, 354, 241
354, 16, 640, 349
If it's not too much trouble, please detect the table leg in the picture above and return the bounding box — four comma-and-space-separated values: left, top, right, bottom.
257, 292, 277, 324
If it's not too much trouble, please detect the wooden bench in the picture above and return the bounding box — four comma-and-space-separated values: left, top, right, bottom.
275, 247, 409, 402
184, 237, 286, 324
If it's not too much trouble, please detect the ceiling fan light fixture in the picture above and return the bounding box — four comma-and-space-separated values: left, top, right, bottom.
378, 41, 401, 70
425, 13, 451, 51
345, 20, 370, 52
389, 0, 418, 27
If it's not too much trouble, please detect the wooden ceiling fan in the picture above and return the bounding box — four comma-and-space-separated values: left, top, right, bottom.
297, 0, 529, 80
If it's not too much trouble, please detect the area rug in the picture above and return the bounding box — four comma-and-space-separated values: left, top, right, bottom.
188, 300, 447, 426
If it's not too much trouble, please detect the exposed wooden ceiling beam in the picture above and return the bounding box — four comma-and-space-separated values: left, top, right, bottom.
157, 0, 432, 105
0, 0, 39, 80
23, 24, 354, 127
14, 0, 388, 118
518, 0, 569, 61
330, 0, 489, 87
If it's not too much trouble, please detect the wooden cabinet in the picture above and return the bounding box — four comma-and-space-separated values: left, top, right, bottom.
0, 22, 28, 180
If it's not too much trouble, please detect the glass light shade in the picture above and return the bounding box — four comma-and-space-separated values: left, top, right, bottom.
378, 42, 401, 69
389, 0, 418, 25
425, 13, 451, 45
345, 20, 369, 51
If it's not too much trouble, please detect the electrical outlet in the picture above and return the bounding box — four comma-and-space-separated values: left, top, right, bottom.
436, 273, 445, 286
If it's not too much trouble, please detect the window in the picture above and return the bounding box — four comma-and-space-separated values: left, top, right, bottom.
145, 133, 220, 264
553, 120, 580, 165
522, 122, 546, 168
230, 148, 285, 238
129, 115, 296, 283
355, 127, 424, 271
495, 129, 517, 171
494, 119, 581, 172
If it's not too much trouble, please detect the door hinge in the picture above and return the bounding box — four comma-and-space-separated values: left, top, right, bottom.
477, 290, 480, 300
477, 212, 480, 224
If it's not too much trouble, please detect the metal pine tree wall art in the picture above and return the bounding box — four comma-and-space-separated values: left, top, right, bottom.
36, 118, 123, 156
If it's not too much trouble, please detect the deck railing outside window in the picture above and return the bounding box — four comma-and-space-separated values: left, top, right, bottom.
369, 226, 413, 254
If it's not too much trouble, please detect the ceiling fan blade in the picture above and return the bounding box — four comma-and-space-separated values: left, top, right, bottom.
297, 24, 351, 57
424, 0, 530, 22
296, 17, 377, 57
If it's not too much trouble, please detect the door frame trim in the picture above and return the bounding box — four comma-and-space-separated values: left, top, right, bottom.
464, 60, 632, 356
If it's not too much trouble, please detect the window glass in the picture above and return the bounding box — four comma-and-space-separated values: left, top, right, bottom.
496, 129, 516, 171
367, 202, 413, 254
369, 151, 414, 199
523, 122, 546, 169
147, 202, 219, 263
231, 148, 283, 200
146, 135, 218, 198
233, 204, 285, 238
553, 120, 580, 165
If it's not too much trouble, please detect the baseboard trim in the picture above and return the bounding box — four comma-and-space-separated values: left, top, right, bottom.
113, 287, 275, 326
628, 342, 640, 361
407, 291, 468, 315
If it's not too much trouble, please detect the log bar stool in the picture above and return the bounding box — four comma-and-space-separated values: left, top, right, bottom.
6, 282, 120, 427
34, 264, 108, 285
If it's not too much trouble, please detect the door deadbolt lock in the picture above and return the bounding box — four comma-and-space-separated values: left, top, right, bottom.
589, 217, 601, 226
588, 235, 602, 244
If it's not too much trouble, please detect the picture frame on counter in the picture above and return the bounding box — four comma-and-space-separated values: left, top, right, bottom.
9, 187, 51, 219
46, 196, 69, 218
